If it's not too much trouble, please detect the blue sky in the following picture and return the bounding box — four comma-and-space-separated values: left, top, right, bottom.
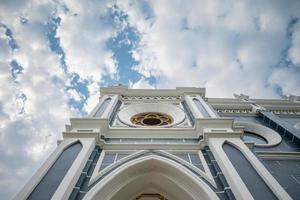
0, 0, 300, 199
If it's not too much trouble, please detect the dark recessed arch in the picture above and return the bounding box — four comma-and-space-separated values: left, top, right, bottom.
94, 97, 112, 117
27, 142, 82, 200
193, 98, 210, 117
222, 142, 277, 200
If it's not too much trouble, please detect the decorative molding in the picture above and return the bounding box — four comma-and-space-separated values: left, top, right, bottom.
208, 96, 300, 117
256, 151, 300, 160
100, 86, 206, 97
216, 109, 253, 114
121, 95, 181, 102
270, 110, 300, 115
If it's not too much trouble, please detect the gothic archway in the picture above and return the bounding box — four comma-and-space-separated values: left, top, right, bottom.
83, 155, 219, 200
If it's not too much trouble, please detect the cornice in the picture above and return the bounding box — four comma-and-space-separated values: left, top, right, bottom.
100, 86, 206, 97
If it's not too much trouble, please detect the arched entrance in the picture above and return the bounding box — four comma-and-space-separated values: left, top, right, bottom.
84, 155, 218, 200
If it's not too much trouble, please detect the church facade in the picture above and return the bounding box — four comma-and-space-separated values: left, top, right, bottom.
15, 86, 300, 200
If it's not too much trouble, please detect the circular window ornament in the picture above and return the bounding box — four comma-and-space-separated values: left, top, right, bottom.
131, 112, 173, 126
118, 103, 186, 127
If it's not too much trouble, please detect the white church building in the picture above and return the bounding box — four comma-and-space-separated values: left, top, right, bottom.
15, 86, 300, 200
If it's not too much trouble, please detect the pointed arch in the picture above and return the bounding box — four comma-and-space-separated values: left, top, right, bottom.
89, 150, 216, 188
84, 155, 219, 200
94, 97, 112, 117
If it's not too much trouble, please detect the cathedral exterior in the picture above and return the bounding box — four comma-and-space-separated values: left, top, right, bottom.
15, 86, 300, 200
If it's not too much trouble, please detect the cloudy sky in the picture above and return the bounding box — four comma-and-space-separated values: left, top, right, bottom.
0, 0, 300, 199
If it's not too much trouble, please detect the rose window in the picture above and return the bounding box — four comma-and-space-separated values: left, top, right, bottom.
131, 112, 173, 126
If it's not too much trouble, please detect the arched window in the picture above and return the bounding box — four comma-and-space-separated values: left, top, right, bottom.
193, 98, 210, 117
27, 142, 82, 200
94, 97, 112, 117
223, 143, 276, 199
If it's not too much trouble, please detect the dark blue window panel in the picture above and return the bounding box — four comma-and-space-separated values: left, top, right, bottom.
211, 160, 222, 172
193, 98, 210, 117
189, 153, 201, 164
270, 120, 277, 129
75, 173, 86, 188
116, 153, 130, 161
262, 159, 300, 199
279, 117, 300, 129
173, 153, 190, 162
277, 126, 285, 136
194, 164, 204, 171
87, 149, 101, 176
217, 173, 229, 188
82, 160, 93, 173
189, 153, 204, 171
99, 163, 110, 171
99, 153, 116, 172
69, 188, 80, 200
27, 142, 82, 200
202, 148, 234, 200
286, 131, 294, 141
223, 143, 277, 199
102, 153, 116, 164
69, 148, 101, 200
261, 111, 300, 140
94, 97, 112, 117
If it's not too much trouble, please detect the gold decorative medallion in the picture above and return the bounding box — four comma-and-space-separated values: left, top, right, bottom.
131, 112, 173, 126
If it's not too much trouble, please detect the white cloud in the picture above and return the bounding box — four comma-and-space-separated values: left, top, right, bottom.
56, 0, 118, 82
129, 77, 155, 89
0, 1, 72, 199
289, 22, 300, 65
118, 0, 300, 98
0, 30, 11, 60
68, 88, 82, 101
83, 81, 100, 113
268, 67, 300, 96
